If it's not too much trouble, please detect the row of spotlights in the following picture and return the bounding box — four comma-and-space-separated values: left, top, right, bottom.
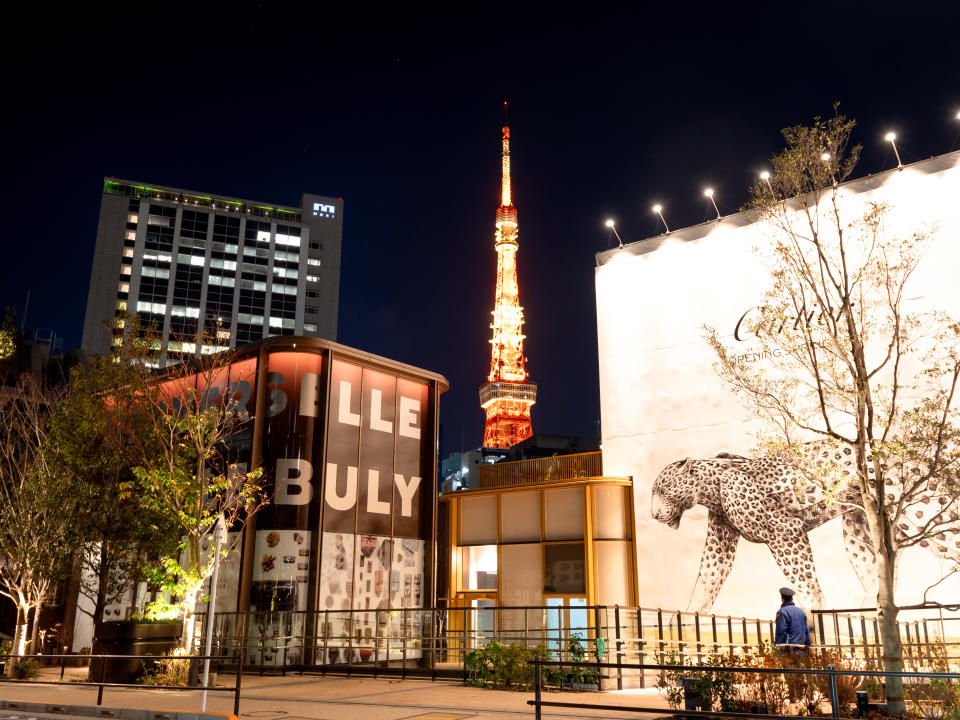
605, 124, 958, 243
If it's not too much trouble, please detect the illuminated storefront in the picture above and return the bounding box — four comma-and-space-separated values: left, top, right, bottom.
439, 456, 637, 646
72, 336, 446, 666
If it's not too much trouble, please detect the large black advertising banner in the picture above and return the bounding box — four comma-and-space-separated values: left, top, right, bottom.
248, 351, 324, 665
237, 351, 432, 665
317, 359, 429, 662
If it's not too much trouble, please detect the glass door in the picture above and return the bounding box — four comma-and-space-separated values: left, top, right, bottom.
545, 596, 588, 660
453, 591, 497, 652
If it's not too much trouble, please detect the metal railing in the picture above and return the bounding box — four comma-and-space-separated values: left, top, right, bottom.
171, 603, 960, 682
529, 659, 960, 719
188, 604, 782, 677
477, 451, 603, 488
0, 653, 242, 715
812, 606, 960, 670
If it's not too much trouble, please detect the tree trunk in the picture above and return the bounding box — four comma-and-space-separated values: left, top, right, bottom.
181, 604, 197, 653
93, 544, 111, 625
30, 602, 41, 653
876, 552, 905, 714
12, 603, 29, 656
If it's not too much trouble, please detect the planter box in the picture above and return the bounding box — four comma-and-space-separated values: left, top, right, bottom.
90, 621, 182, 684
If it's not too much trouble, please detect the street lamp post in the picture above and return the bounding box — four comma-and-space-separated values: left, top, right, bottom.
200, 515, 227, 711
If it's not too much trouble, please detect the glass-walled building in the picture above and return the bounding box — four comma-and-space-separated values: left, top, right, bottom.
82, 179, 342, 362
438, 455, 636, 650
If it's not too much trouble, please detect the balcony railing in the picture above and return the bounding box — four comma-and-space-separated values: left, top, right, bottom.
477, 451, 603, 489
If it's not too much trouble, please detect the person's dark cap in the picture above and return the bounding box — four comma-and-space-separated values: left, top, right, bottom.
779, 587, 795, 597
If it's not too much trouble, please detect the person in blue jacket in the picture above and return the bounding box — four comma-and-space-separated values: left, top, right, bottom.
775, 586, 811, 654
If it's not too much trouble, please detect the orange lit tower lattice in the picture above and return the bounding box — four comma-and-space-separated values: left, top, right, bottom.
479, 122, 537, 448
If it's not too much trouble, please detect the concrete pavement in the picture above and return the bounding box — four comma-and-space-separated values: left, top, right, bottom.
0, 666, 671, 720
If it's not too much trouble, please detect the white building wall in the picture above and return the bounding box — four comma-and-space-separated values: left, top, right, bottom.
595, 153, 960, 618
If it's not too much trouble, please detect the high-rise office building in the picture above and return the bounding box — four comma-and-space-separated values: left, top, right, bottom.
82, 179, 342, 360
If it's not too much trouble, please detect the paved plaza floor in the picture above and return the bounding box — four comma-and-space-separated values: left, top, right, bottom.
0, 667, 670, 720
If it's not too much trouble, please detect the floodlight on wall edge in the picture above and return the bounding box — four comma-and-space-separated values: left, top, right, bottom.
604, 218, 624, 248
651, 203, 670, 233
759, 170, 774, 194
704, 187, 721, 220
885, 131, 903, 170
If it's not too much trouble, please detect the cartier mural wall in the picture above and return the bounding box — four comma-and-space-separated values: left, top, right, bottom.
595, 152, 960, 618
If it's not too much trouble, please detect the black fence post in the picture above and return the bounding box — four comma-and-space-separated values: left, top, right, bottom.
234, 654, 242, 717
615, 605, 623, 691
828, 664, 839, 719
96, 655, 106, 706
534, 658, 542, 720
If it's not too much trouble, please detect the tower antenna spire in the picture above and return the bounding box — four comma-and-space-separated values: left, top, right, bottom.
479, 114, 537, 449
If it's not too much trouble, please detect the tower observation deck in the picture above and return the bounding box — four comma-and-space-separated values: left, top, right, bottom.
479, 122, 536, 448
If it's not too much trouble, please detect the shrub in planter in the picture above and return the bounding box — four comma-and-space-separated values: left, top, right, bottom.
656, 652, 741, 713
465, 641, 561, 690
906, 678, 960, 720
9, 658, 41, 679
139, 648, 191, 687
566, 633, 599, 691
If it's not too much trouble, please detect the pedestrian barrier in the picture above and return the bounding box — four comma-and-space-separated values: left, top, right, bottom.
528, 658, 960, 719
0, 653, 242, 716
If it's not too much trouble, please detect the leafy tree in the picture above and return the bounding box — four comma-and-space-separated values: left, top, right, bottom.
0, 308, 23, 383
705, 111, 960, 713
46, 347, 178, 630
130, 346, 266, 651
0, 375, 74, 655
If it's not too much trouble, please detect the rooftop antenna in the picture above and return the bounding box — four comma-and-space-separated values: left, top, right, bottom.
504, 100, 508, 124
21, 289, 30, 332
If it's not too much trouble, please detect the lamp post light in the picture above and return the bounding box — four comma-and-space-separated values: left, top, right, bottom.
704, 188, 721, 221
885, 131, 903, 169
651, 204, 669, 233
200, 515, 227, 712
605, 218, 624, 248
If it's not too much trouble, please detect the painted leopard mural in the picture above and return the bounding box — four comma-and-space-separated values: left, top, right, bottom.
650, 443, 960, 611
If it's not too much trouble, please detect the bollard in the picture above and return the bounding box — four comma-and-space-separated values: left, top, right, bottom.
856, 690, 869, 718
828, 664, 839, 719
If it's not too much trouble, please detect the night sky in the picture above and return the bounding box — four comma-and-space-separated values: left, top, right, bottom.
3, 2, 958, 457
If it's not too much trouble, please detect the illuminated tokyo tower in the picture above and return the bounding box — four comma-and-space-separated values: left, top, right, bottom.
479, 115, 537, 448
